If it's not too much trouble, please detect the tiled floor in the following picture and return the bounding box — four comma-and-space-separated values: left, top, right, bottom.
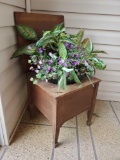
0, 100, 120, 160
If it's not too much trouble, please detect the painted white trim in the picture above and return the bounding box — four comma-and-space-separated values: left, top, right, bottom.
0, 95, 9, 145
0, 119, 4, 145
26, 0, 31, 13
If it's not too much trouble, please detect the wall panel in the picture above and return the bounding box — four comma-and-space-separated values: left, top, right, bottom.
0, 1, 27, 145
31, 0, 120, 16
0, 27, 17, 51
0, 3, 24, 27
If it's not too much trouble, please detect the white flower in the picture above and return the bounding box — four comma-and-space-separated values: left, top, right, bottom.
39, 60, 42, 64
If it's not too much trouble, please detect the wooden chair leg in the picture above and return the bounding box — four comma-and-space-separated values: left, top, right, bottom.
53, 126, 60, 148
86, 84, 99, 126
86, 111, 92, 126
30, 104, 35, 119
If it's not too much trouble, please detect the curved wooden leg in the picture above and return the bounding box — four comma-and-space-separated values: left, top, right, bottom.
86, 110, 92, 126
53, 126, 60, 148
86, 84, 99, 126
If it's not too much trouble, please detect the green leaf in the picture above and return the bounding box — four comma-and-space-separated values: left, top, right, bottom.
91, 50, 107, 54
58, 43, 67, 60
28, 60, 32, 63
60, 32, 67, 38
58, 74, 64, 92
76, 29, 84, 46
82, 38, 93, 54
36, 34, 54, 47
11, 47, 26, 58
36, 73, 41, 79
52, 22, 64, 33
60, 38, 75, 45
85, 73, 94, 87
16, 25, 37, 40
37, 38, 56, 47
30, 77, 33, 81
43, 31, 51, 37
94, 60, 106, 70
53, 28, 66, 36
61, 71, 66, 90
62, 67, 73, 72
11, 43, 37, 58
33, 79, 38, 84
71, 71, 81, 84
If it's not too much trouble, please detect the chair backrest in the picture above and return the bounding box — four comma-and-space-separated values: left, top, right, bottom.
14, 12, 64, 72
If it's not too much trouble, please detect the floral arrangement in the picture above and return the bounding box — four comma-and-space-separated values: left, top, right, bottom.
12, 23, 106, 91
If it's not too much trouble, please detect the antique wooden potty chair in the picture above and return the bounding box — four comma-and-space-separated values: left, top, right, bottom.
14, 12, 100, 148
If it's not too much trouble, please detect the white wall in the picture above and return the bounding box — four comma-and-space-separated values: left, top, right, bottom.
0, 0, 27, 145
31, 0, 120, 101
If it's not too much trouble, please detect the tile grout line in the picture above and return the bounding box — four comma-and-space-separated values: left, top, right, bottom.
0, 147, 7, 160
76, 116, 81, 160
50, 142, 55, 160
110, 101, 120, 125
21, 121, 76, 129
89, 126, 98, 160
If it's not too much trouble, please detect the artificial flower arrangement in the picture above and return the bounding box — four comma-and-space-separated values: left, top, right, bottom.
11, 23, 106, 91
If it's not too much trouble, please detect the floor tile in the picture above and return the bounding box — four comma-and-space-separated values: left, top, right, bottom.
3, 124, 53, 160
91, 100, 120, 160
22, 107, 76, 128
54, 127, 77, 160
77, 113, 95, 160
0, 146, 6, 159
21, 108, 50, 125
111, 101, 120, 123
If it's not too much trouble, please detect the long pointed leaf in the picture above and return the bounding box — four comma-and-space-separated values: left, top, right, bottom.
58, 74, 64, 92
82, 38, 93, 54
58, 43, 67, 60
76, 29, 84, 46
11, 43, 36, 58
16, 25, 37, 40
52, 22, 64, 33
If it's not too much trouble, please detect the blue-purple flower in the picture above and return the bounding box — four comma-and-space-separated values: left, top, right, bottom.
58, 59, 64, 65
71, 53, 75, 57
64, 63, 67, 67
66, 72, 69, 77
65, 42, 70, 48
82, 60, 88, 66
76, 53, 81, 58
52, 68, 56, 71
46, 66, 51, 73
38, 48, 43, 53
73, 61, 80, 66
48, 59, 53, 64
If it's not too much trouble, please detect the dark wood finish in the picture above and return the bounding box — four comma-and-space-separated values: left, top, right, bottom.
14, 12, 100, 147
27, 73, 100, 147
